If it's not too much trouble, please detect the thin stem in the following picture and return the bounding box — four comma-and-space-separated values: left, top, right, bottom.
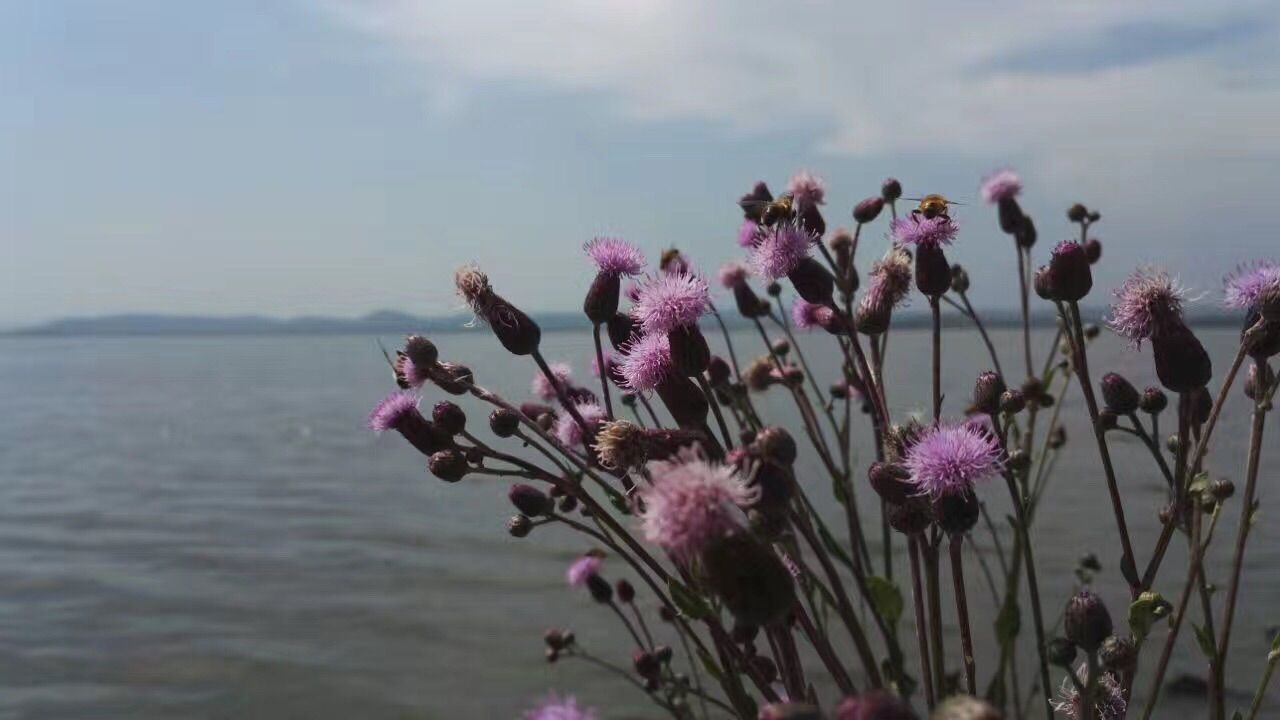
1247, 638, 1280, 720
707, 302, 743, 380
1084, 651, 1100, 720
943, 292, 1004, 378
950, 535, 977, 695
923, 538, 946, 699
1140, 496, 1206, 720
930, 295, 942, 423
794, 602, 857, 696
531, 350, 593, 436
1003, 464, 1054, 719
592, 323, 615, 419
908, 534, 936, 709
638, 393, 662, 427
694, 373, 734, 451
1016, 244, 1034, 379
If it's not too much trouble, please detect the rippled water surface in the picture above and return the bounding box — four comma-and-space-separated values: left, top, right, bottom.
0, 327, 1275, 718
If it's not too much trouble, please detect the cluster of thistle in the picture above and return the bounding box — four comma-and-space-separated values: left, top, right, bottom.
369, 167, 1280, 720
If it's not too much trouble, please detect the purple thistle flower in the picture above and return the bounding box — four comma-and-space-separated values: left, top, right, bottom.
368, 391, 420, 432
394, 354, 432, 389
618, 333, 673, 392
751, 220, 815, 281
903, 421, 1004, 499
591, 351, 614, 378
631, 272, 710, 335
584, 237, 645, 277
555, 402, 606, 447
1224, 260, 1280, 311
1053, 665, 1126, 720
860, 247, 913, 311
623, 282, 641, 304
565, 555, 603, 587
738, 218, 761, 248
792, 298, 824, 330
890, 214, 959, 247
531, 362, 574, 400
1107, 266, 1191, 346
718, 261, 750, 289
980, 168, 1023, 204
524, 692, 597, 720
638, 447, 759, 561
787, 169, 825, 207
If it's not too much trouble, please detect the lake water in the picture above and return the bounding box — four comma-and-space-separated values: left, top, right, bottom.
0, 327, 1275, 718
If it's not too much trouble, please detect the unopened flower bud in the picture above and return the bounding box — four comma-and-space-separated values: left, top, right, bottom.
788, 257, 836, 305
1152, 322, 1212, 393
868, 462, 914, 504
614, 579, 635, 604
668, 325, 711, 377
998, 196, 1023, 235
1244, 362, 1275, 400
701, 534, 794, 626
558, 494, 578, 513
887, 496, 933, 535
853, 196, 885, 224
755, 427, 798, 466
654, 645, 673, 664
1088, 210, 1102, 223
1015, 214, 1038, 249
1211, 478, 1235, 501
950, 264, 971, 294
1047, 241, 1093, 302
507, 514, 532, 538
1067, 203, 1089, 223
508, 484, 552, 516
766, 281, 782, 297
656, 376, 709, 430
607, 312, 639, 350
428, 449, 469, 482
489, 408, 520, 437
1033, 265, 1054, 300
1190, 385, 1212, 424
583, 271, 621, 324
1006, 449, 1031, 474
1101, 372, 1140, 414
1084, 323, 1100, 339
1100, 635, 1138, 674
586, 573, 613, 604
1000, 389, 1026, 414
933, 491, 980, 535
915, 242, 951, 297
633, 650, 660, 678
1140, 387, 1169, 414
972, 370, 1006, 415
881, 178, 903, 202
706, 355, 732, 387
432, 362, 473, 395
1064, 590, 1113, 653
1047, 637, 1078, 667
1084, 238, 1102, 264
432, 401, 466, 435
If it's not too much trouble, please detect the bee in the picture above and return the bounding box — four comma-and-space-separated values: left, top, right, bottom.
906, 194, 964, 220
738, 194, 795, 226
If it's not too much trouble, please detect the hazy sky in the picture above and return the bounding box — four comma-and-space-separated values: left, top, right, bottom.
3, 1, 1279, 327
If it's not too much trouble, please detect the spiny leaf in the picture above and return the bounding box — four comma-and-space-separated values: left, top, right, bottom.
865, 576, 904, 628
996, 598, 1021, 646
1192, 622, 1216, 659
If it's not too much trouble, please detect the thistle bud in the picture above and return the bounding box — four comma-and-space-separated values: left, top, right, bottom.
1048, 426, 1067, 449
933, 491, 980, 535
586, 573, 613, 604
668, 325, 711, 377
766, 281, 782, 297
1244, 362, 1274, 400
868, 462, 914, 504
755, 427, 798, 466
473, 286, 542, 355
432, 401, 467, 436
1047, 637, 1078, 667
1000, 389, 1026, 415
489, 408, 520, 437
1006, 449, 1031, 474
1190, 385, 1212, 425
507, 514, 532, 538
887, 496, 933, 535
508, 484, 552, 517
1046, 241, 1092, 301
403, 335, 439, 368
1067, 203, 1089, 223
701, 533, 795, 626
915, 242, 951, 297
1140, 387, 1169, 414
1098, 409, 1118, 430
428, 449, 469, 483
749, 461, 793, 512
1151, 321, 1212, 393
1100, 635, 1137, 674
734, 282, 769, 319
853, 196, 885, 224
1211, 478, 1235, 501
972, 371, 1006, 415
707, 355, 732, 387
881, 178, 903, 202
1242, 309, 1280, 359
1100, 368, 1141, 409
1033, 265, 1054, 300
788, 257, 836, 305
616, 579, 635, 604
1064, 590, 1112, 653
607, 313, 639, 350
656, 376, 709, 430
433, 362, 473, 395
1084, 238, 1103, 264
1088, 210, 1102, 223
583, 272, 621, 324
997, 196, 1023, 235
950, 264, 970, 294
1015, 214, 1038, 249
633, 649, 660, 679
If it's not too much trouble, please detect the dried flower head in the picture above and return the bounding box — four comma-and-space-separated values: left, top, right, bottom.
890, 214, 958, 247
595, 420, 646, 469
903, 421, 1003, 499
583, 236, 645, 277
566, 554, 603, 587
630, 272, 710, 335
1107, 266, 1191, 346
856, 247, 913, 333
555, 402, 606, 447
751, 219, 816, 281
787, 169, 825, 207
1224, 260, 1280, 312
638, 447, 758, 561
1053, 665, 1126, 720
618, 332, 673, 393
454, 264, 493, 315
524, 692, 597, 720
531, 362, 574, 400
718, 261, 751, 289
980, 168, 1023, 204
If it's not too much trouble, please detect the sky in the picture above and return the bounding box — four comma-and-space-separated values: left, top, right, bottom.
3, 1, 1279, 327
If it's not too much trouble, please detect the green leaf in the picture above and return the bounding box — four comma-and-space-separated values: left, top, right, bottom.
1269, 631, 1280, 663
1129, 591, 1174, 643
1188, 471, 1212, 495
668, 578, 712, 621
1192, 622, 1216, 659
865, 576, 904, 628
996, 597, 1021, 646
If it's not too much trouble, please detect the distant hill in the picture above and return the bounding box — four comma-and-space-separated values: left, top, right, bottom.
2, 306, 1241, 337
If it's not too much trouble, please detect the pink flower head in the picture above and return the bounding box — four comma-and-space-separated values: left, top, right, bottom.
368, 391, 420, 432
591, 351, 614, 378
624, 282, 641, 304
738, 218, 761, 248
631, 271, 710, 335
638, 447, 759, 560
566, 554, 602, 586
555, 402, 606, 447
1224, 260, 1280, 311
890, 214, 959, 247
525, 692, 597, 720
1107, 266, 1191, 346
751, 219, 815, 281
394, 354, 431, 389
980, 168, 1023, 204
1053, 665, 1126, 720
584, 236, 645, 277
787, 169, 825, 207
618, 332, 673, 392
718, 261, 751, 289
532, 362, 574, 400
904, 420, 1004, 499
792, 298, 834, 330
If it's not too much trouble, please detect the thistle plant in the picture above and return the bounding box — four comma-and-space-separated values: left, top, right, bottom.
369, 169, 1278, 719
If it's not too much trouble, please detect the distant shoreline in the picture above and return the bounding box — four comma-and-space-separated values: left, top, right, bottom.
0, 309, 1245, 338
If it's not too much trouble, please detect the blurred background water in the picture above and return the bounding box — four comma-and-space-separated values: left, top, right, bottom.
0, 326, 1275, 719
